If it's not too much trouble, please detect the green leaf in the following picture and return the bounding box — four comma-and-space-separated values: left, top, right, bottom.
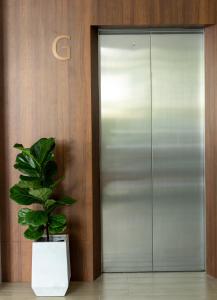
50, 176, 64, 189
14, 152, 40, 177
29, 188, 52, 202
48, 214, 67, 234
24, 225, 44, 240
58, 196, 76, 206
30, 138, 55, 164
23, 150, 41, 165
20, 175, 39, 181
48, 214, 67, 233
10, 185, 42, 205
49, 224, 66, 234
14, 145, 35, 160
45, 196, 76, 214
42, 160, 58, 187
49, 214, 66, 225
18, 208, 32, 225
14, 143, 24, 150
17, 179, 41, 189
44, 199, 56, 209
43, 160, 57, 181
46, 202, 58, 214
25, 210, 48, 227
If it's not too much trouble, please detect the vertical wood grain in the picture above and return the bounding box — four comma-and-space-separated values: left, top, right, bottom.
94, 0, 217, 25
205, 24, 217, 278
2, 0, 95, 281
0, 0, 6, 282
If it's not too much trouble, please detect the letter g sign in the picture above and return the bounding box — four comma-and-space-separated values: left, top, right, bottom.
52, 35, 71, 61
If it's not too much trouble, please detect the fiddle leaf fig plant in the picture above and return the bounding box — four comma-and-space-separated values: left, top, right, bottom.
10, 137, 76, 241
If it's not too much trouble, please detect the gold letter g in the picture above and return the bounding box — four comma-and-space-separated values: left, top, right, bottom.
52, 35, 71, 61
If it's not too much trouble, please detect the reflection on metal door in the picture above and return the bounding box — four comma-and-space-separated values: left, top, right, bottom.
100, 34, 152, 271
99, 29, 205, 272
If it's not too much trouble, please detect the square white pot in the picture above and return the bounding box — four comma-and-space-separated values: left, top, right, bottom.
32, 234, 71, 297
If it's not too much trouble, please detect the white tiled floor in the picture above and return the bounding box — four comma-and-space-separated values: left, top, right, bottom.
1, 272, 217, 300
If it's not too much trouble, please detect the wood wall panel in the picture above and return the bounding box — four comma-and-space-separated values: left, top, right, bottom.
2, 0, 94, 281
94, 0, 217, 25
0, 0, 7, 282
1, 0, 217, 282
205, 24, 217, 278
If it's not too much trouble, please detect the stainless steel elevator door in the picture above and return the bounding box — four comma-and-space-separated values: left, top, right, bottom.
99, 34, 152, 272
152, 33, 205, 271
100, 30, 205, 273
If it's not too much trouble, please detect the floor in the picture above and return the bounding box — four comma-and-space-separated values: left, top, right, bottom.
1, 273, 217, 300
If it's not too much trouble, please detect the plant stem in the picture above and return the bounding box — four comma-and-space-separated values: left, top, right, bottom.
46, 224, 49, 242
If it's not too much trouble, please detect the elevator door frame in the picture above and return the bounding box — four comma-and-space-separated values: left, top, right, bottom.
98, 28, 206, 273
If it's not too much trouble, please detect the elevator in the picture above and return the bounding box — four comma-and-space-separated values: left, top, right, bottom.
99, 29, 205, 272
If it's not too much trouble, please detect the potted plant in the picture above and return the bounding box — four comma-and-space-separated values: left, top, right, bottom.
10, 137, 76, 296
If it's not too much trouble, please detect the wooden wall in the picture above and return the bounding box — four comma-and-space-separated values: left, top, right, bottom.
1, 0, 217, 282
1, 0, 95, 282
205, 24, 217, 278
0, 0, 6, 283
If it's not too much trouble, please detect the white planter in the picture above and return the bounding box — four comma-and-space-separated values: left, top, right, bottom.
32, 234, 71, 297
